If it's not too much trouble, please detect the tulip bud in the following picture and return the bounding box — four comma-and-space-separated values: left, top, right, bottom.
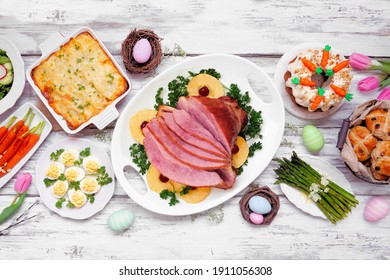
377, 87, 390, 100
14, 172, 32, 194
358, 76, 380, 92
350, 53, 372, 70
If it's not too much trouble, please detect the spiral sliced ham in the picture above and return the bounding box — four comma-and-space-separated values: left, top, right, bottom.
142, 96, 247, 189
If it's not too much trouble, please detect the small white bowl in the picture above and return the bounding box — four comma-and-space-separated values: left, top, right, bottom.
0, 36, 25, 115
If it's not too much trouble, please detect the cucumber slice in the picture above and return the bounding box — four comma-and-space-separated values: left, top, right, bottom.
3, 62, 13, 71
0, 71, 13, 85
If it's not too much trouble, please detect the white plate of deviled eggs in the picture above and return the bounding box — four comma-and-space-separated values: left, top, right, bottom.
36, 137, 115, 219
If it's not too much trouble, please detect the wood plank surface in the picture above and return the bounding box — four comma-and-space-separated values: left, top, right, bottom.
0, 0, 389, 260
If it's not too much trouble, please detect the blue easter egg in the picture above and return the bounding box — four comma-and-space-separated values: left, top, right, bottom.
248, 196, 272, 214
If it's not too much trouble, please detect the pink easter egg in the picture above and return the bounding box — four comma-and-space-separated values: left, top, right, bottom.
132, 38, 152, 64
364, 197, 390, 222
249, 212, 264, 225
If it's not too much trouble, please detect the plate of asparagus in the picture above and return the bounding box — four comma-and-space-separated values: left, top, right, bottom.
274, 152, 359, 224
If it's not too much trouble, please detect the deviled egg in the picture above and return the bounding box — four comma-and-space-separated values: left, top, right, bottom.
82, 156, 100, 174
68, 189, 87, 208
80, 177, 100, 194
45, 162, 65, 180
64, 166, 85, 182
59, 149, 79, 167
51, 180, 69, 199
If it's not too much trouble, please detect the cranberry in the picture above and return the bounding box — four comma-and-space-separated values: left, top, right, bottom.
140, 121, 148, 129
232, 144, 239, 154
198, 86, 210, 96
159, 174, 169, 183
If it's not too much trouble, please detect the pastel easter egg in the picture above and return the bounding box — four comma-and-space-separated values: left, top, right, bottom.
364, 197, 389, 222
248, 196, 272, 214
132, 38, 152, 64
107, 209, 135, 233
249, 212, 264, 225
302, 125, 325, 153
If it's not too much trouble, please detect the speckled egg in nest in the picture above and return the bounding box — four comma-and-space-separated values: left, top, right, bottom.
121, 29, 162, 74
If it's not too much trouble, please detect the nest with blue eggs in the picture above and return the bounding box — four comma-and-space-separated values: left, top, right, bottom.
121, 28, 162, 74
240, 185, 280, 225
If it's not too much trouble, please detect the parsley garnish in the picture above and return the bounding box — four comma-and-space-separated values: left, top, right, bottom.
44, 178, 56, 187
55, 197, 66, 209
96, 166, 113, 186
69, 181, 80, 190
50, 149, 64, 161
75, 45, 80, 50
179, 186, 192, 196
226, 84, 263, 140
248, 141, 262, 157
78, 84, 86, 91
76, 58, 82, 63
74, 147, 91, 166
166, 75, 190, 107
129, 143, 150, 175
87, 194, 95, 204
154, 87, 164, 110
189, 68, 221, 79
66, 201, 75, 208
160, 189, 179, 206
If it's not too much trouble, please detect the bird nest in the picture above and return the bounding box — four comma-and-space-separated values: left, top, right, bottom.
121, 29, 162, 74
240, 185, 280, 225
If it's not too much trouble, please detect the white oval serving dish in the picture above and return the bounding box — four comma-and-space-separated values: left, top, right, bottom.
111, 54, 285, 216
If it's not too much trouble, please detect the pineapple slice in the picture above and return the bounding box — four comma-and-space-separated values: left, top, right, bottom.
129, 109, 157, 144
187, 74, 224, 98
176, 185, 211, 204
146, 164, 185, 194
232, 136, 249, 168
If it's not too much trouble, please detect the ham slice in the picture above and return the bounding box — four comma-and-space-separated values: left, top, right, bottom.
177, 96, 246, 154
143, 127, 224, 187
147, 119, 229, 170
163, 111, 228, 158
158, 117, 230, 163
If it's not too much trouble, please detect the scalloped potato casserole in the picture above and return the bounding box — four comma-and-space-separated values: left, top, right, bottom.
31, 32, 128, 130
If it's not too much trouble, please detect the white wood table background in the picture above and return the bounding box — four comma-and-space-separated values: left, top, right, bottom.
0, 0, 390, 260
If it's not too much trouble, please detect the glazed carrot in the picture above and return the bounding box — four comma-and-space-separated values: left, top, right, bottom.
330, 84, 353, 101
310, 88, 325, 111
8, 108, 32, 135
301, 57, 317, 72
0, 126, 18, 155
15, 112, 35, 138
332, 60, 350, 73
2, 122, 45, 174
0, 126, 37, 167
300, 78, 316, 87
321, 45, 331, 68
0, 116, 17, 142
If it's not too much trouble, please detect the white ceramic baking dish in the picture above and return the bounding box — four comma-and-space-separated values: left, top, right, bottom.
26, 27, 131, 134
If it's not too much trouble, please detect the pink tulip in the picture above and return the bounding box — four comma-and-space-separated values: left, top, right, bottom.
350, 53, 372, 70
377, 87, 390, 100
358, 76, 380, 92
14, 172, 32, 194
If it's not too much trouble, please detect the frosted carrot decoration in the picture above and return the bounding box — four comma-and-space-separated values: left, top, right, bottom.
333, 60, 350, 72
321, 45, 331, 67
301, 57, 317, 72
311, 87, 325, 111
330, 84, 353, 101
291, 77, 316, 87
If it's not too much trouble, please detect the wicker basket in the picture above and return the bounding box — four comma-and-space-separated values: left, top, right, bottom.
337, 99, 390, 185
